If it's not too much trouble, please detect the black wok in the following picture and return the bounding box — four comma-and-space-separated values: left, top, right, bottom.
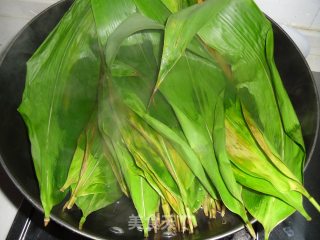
0, 0, 319, 239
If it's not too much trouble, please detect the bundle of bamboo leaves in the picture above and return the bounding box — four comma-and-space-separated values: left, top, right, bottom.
18, 0, 320, 239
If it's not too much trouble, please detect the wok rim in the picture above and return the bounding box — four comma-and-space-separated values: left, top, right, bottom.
0, 1, 319, 239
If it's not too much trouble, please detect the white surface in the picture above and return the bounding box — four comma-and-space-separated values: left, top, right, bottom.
253, 0, 320, 71
0, 0, 51, 18
0, 168, 22, 240
300, 29, 320, 72
254, 0, 320, 30
0, 0, 319, 239
0, 16, 29, 51
0, 194, 17, 239
311, 10, 320, 30
0, 0, 53, 53
281, 25, 311, 57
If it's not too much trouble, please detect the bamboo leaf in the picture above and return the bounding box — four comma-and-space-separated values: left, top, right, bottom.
112, 140, 160, 237
153, 0, 231, 96
125, 93, 219, 201
61, 119, 122, 229
197, 0, 307, 187
20, 0, 318, 237
242, 190, 296, 240
158, 136, 205, 213
101, 12, 220, 205
161, 0, 182, 12
158, 54, 253, 234
123, 116, 184, 213
264, 29, 305, 177
90, 0, 136, 47
225, 98, 304, 195
160, 0, 199, 13
232, 164, 310, 220
224, 93, 314, 238
98, 85, 161, 238
125, 112, 205, 231
105, 13, 163, 67
106, 25, 219, 203
138, 2, 256, 229
133, 0, 170, 24
134, 0, 216, 65
197, 1, 320, 234
101, 136, 130, 196
18, 0, 101, 221
105, 24, 206, 230
97, 25, 161, 236
151, 0, 318, 236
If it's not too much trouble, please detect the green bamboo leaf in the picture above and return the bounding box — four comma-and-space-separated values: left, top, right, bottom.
224, 94, 315, 238
152, 0, 231, 97
133, 0, 171, 24
197, 0, 309, 189
125, 93, 219, 201
160, 0, 198, 13
107, 33, 218, 203
134, 0, 215, 66
107, 23, 215, 232
90, 0, 136, 47
61, 120, 122, 229
105, 23, 206, 231
104, 1, 216, 84
101, 136, 129, 196
123, 116, 184, 212
151, 0, 318, 236
197, 0, 318, 235
232, 164, 309, 220
242, 190, 296, 240
125, 133, 188, 228
136, 2, 256, 230
105, 13, 163, 67
97, 26, 161, 236
125, 113, 205, 231
157, 54, 254, 235
18, 0, 100, 222
111, 140, 160, 237
157, 136, 206, 213
102, 12, 220, 205
202, 0, 319, 212
241, 106, 318, 208
98, 88, 160, 238
21, 0, 318, 238
186, 178, 206, 213
224, 98, 306, 196
264, 29, 305, 177
161, 0, 182, 12
107, 25, 192, 200
111, 61, 139, 78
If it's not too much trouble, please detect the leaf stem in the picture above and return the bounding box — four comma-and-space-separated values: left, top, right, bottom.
44, 217, 50, 227
66, 195, 77, 210
309, 196, 320, 213
186, 207, 194, 233
79, 216, 86, 230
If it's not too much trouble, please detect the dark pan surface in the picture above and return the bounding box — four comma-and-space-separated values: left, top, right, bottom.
0, 1, 319, 239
